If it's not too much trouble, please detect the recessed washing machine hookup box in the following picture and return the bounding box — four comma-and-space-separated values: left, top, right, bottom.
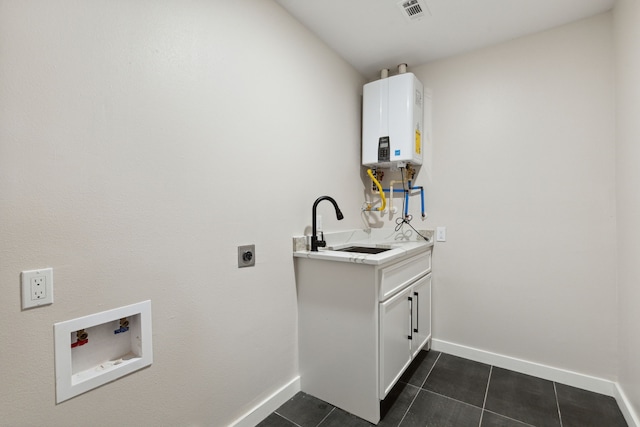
54, 300, 153, 403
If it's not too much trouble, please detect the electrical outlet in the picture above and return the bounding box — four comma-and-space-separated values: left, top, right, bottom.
21, 268, 53, 309
31, 276, 46, 299
436, 227, 446, 242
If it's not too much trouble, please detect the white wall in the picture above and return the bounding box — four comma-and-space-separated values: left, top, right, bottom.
1, 1, 631, 424
0, 1, 364, 426
614, 0, 640, 418
411, 13, 617, 379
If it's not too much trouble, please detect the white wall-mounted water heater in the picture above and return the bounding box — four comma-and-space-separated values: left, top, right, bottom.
362, 72, 424, 167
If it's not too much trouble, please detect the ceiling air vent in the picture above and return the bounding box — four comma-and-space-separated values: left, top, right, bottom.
398, 0, 429, 22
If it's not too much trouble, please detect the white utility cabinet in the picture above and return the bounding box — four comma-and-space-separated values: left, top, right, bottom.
380, 272, 431, 398
295, 247, 432, 424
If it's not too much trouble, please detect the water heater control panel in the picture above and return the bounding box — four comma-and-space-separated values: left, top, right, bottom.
378, 137, 390, 163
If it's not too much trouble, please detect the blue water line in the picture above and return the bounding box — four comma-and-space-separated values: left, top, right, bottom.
380, 181, 426, 218
408, 180, 425, 218
405, 190, 409, 217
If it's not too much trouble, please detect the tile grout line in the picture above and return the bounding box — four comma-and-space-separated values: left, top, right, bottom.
415, 353, 486, 411
553, 382, 564, 427
478, 365, 493, 427
421, 388, 486, 410
396, 351, 443, 426
395, 382, 427, 426
482, 409, 537, 427
419, 351, 442, 389
315, 407, 335, 427
273, 411, 303, 427
417, 388, 536, 427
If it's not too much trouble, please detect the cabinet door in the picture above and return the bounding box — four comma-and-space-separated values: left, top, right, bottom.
411, 273, 432, 359
379, 286, 412, 399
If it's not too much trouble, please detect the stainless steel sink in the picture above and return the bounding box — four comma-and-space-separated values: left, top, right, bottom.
334, 246, 391, 254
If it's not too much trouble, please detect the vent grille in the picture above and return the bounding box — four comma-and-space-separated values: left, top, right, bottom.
404, 0, 423, 17
398, 0, 429, 21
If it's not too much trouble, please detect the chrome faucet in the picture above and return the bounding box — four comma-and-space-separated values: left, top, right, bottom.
311, 196, 344, 251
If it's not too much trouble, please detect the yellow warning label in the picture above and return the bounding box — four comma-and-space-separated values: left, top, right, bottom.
415, 130, 421, 155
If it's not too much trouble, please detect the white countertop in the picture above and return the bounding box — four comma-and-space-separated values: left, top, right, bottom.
293, 228, 434, 265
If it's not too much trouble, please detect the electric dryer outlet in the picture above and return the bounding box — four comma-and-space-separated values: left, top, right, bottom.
238, 245, 256, 268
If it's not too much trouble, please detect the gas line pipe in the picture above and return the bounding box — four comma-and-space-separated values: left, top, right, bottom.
366, 169, 386, 212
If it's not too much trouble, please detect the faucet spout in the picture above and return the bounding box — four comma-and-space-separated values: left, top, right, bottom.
311, 196, 344, 251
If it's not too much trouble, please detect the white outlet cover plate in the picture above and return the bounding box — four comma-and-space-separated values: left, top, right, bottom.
21, 267, 53, 309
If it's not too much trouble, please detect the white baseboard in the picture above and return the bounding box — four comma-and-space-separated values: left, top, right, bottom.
230, 343, 640, 427
613, 382, 640, 427
230, 376, 300, 427
431, 339, 615, 395
431, 339, 638, 427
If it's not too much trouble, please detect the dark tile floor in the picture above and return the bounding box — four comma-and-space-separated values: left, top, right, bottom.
257, 350, 628, 427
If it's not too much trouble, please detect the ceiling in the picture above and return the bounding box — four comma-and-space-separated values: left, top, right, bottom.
275, 0, 616, 80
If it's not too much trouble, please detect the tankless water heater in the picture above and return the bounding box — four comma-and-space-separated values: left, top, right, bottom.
362, 72, 424, 167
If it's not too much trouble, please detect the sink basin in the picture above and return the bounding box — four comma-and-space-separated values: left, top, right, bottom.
334, 246, 391, 254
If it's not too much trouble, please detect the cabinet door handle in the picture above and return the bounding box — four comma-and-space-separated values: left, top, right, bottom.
414, 291, 419, 333
407, 296, 413, 340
